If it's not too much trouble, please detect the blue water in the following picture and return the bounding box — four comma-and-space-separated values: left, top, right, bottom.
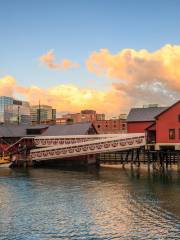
0, 167, 180, 240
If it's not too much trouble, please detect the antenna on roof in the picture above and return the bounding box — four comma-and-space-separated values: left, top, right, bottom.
17, 106, 20, 125
38, 100, 41, 124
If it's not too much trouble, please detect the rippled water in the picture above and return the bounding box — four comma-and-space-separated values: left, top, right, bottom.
0, 166, 180, 240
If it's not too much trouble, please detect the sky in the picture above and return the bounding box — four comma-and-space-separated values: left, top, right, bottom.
0, 0, 180, 116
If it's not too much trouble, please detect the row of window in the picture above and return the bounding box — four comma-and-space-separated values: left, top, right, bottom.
97, 124, 126, 129
169, 129, 180, 139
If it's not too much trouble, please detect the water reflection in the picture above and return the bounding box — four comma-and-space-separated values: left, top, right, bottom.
0, 167, 179, 239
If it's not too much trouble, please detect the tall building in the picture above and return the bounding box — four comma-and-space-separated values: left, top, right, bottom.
0, 96, 30, 124
30, 105, 56, 124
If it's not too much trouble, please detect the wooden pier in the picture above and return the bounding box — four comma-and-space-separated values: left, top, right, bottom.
97, 148, 180, 170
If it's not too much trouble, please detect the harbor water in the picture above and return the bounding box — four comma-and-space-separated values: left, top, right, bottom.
0, 166, 180, 239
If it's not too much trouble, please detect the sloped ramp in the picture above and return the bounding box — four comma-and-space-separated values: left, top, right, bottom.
30, 133, 145, 161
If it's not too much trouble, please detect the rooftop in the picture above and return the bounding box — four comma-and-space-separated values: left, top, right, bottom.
0, 122, 97, 138
127, 107, 167, 122
41, 122, 96, 136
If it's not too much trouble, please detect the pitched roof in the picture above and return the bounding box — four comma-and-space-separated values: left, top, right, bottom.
0, 124, 49, 137
155, 100, 180, 119
127, 107, 167, 122
0, 125, 27, 137
41, 122, 97, 136
0, 122, 97, 138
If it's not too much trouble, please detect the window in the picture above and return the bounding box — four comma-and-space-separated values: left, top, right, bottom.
169, 129, 175, 140
122, 123, 126, 130
178, 115, 180, 122
97, 125, 100, 128
179, 129, 180, 139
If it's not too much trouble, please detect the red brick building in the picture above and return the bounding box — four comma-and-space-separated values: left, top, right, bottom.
146, 100, 180, 150
127, 101, 180, 150
93, 119, 127, 134
56, 110, 105, 124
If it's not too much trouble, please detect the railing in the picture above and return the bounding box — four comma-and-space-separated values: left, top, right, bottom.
34, 134, 143, 147
30, 134, 145, 161
5, 137, 35, 154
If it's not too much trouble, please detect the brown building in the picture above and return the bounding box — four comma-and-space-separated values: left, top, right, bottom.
56, 110, 105, 124
56, 117, 69, 125
93, 119, 127, 134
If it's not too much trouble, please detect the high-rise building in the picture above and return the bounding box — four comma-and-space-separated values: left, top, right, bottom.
0, 96, 30, 124
30, 105, 56, 124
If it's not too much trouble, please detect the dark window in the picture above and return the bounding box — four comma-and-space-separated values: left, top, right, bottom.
122, 123, 126, 130
179, 129, 180, 139
106, 125, 108, 127
114, 125, 116, 128
178, 115, 180, 122
97, 125, 100, 128
169, 129, 175, 139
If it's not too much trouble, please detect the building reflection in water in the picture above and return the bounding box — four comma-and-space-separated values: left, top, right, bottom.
0, 167, 179, 239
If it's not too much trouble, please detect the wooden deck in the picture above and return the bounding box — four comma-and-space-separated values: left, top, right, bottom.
0, 156, 11, 165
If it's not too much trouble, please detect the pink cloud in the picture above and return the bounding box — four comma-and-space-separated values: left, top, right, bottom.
40, 50, 80, 70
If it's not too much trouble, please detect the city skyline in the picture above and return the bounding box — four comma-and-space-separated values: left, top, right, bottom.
0, 0, 180, 116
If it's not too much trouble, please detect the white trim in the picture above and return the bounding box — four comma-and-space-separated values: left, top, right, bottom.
30, 134, 145, 161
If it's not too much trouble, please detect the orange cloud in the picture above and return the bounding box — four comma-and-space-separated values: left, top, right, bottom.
1, 44, 179, 116
20, 84, 130, 115
0, 76, 130, 116
86, 44, 180, 105
0, 76, 16, 96
40, 50, 80, 70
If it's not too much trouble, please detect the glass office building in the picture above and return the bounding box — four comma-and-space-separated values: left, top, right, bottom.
0, 96, 30, 124
0, 96, 13, 123
30, 105, 56, 124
